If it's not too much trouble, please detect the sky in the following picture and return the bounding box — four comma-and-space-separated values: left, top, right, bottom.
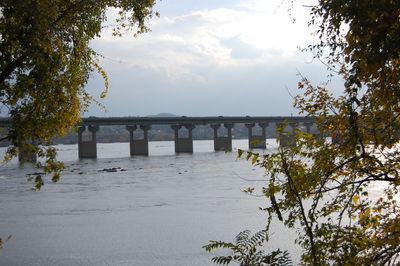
86, 0, 343, 117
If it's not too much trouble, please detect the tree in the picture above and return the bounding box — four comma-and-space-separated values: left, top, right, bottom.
0, 0, 157, 188
206, 1, 400, 264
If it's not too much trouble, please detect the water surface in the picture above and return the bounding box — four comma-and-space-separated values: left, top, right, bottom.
0, 139, 299, 265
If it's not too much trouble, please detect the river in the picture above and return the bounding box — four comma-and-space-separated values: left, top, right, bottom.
0, 139, 299, 265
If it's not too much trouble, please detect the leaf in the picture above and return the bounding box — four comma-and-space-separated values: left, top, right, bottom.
1, 0, 156, 188
243, 187, 255, 194
246, 152, 252, 161
211, 256, 232, 265
251, 154, 259, 165
352, 195, 359, 204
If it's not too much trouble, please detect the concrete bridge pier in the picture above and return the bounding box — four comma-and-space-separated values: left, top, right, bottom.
78, 125, 99, 158
245, 122, 268, 149
304, 122, 313, 134
171, 124, 195, 153
304, 121, 325, 140
126, 125, 151, 156
18, 142, 37, 163
289, 122, 299, 132
276, 122, 297, 148
211, 123, 234, 151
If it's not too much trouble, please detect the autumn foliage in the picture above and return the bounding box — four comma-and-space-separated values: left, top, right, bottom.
0, 0, 157, 187
207, 1, 400, 264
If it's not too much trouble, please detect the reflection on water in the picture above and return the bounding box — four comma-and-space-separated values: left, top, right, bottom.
0, 140, 300, 265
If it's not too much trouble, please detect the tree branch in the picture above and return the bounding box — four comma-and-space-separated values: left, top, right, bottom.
0, 136, 9, 142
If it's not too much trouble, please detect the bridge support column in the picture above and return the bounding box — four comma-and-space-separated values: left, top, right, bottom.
126, 125, 151, 156
18, 142, 37, 163
245, 122, 267, 149
276, 122, 296, 148
171, 124, 195, 153
78, 125, 99, 158
289, 122, 299, 132
211, 123, 234, 151
304, 122, 313, 134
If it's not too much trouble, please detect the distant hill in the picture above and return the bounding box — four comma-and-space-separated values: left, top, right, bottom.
148, 113, 178, 117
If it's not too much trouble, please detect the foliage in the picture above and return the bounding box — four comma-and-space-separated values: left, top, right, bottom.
239, 109, 400, 264
0, 0, 157, 188
208, 0, 400, 264
203, 230, 292, 266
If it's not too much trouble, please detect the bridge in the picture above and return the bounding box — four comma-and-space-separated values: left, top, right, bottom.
0, 116, 315, 160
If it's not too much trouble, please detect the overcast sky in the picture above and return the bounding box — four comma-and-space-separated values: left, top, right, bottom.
86, 0, 343, 117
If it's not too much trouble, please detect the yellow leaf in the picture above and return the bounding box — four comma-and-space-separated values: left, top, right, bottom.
246, 152, 252, 160
352, 195, 359, 204
252, 154, 259, 165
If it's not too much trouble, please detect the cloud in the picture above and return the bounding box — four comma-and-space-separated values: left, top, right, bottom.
86, 0, 341, 117
220, 36, 263, 59
93, 1, 313, 76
